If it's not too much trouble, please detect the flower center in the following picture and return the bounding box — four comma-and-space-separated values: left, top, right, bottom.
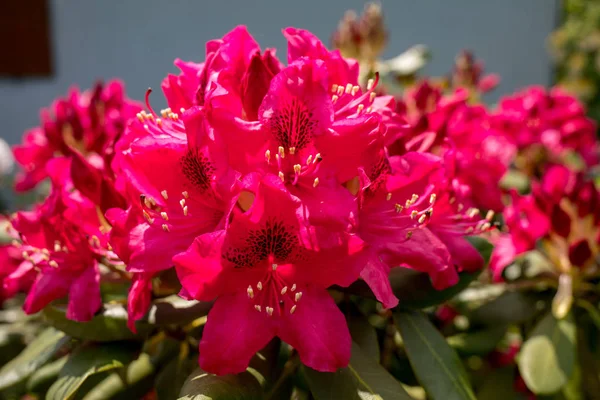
246, 269, 302, 317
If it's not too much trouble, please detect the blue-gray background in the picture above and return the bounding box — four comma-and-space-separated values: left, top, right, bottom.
0, 0, 558, 145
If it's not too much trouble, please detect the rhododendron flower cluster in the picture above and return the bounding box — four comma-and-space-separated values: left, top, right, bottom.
3, 21, 599, 383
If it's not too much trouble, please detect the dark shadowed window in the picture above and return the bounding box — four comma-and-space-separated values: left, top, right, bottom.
0, 0, 52, 77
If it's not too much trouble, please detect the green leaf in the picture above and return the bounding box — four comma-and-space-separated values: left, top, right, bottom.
155, 352, 197, 400
0, 327, 69, 390
447, 325, 507, 356
477, 367, 528, 400
27, 356, 69, 394
518, 311, 576, 395
177, 367, 264, 400
46, 342, 138, 400
303, 342, 414, 400
147, 295, 213, 326
394, 310, 476, 400
347, 309, 380, 361
43, 303, 151, 342
469, 291, 540, 326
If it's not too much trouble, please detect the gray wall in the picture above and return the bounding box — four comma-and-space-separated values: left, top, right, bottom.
0, 0, 558, 145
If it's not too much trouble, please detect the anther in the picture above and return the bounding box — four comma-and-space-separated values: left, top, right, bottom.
257, 282, 263, 291
468, 208, 480, 218
367, 79, 374, 90
386, 193, 392, 201
182, 191, 189, 199
366, 107, 372, 113
183, 206, 188, 216
279, 171, 285, 182
180, 107, 186, 114
247, 286, 254, 299
395, 204, 404, 213
486, 210, 495, 221
266, 307, 274, 316
332, 95, 339, 104
465, 226, 474, 234
337, 86, 344, 96
156, 118, 162, 127
411, 194, 419, 203
351, 85, 360, 96
357, 104, 364, 114
418, 214, 427, 224
293, 164, 302, 174
160, 212, 169, 221
289, 147, 296, 155
255, 305, 262, 312
411, 210, 418, 219
429, 194, 437, 204
180, 199, 186, 208
290, 305, 297, 314
406, 231, 413, 239
281, 286, 288, 295
143, 124, 149, 131
162, 224, 170, 232
306, 155, 313, 165
345, 83, 353, 94
272, 263, 278, 271
291, 284, 296, 291
331, 84, 338, 93
265, 149, 271, 163
278, 146, 285, 159
161, 190, 168, 200
295, 292, 303, 302
49, 260, 58, 268
314, 153, 321, 163
481, 222, 491, 231
136, 113, 144, 122
313, 178, 319, 187
369, 92, 377, 102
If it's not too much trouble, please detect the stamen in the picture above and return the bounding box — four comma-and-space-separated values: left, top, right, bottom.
351, 85, 360, 96
357, 104, 364, 114
481, 222, 491, 231
314, 153, 321, 163
179, 199, 186, 208
265, 149, 271, 163
280, 286, 288, 295
156, 118, 162, 127
486, 210, 495, 221
255, 305, 262, 312
367, 79, 374, 90
293, 164, 302, 174
345, 83, 352, 94
290, 305, 297, 314
337, 86, 344, 96
247, 286, 254, 299
143, 210, 154, 224
160, 212, 169, 221
369, 92, 377, 102
161, 190, 168, 200
418, 214, 427, 224
291, 284, 296, 291
136, 113, 144, 122
49, 260, 58, 268
306, 155, 313, 165
295, 292, 303, 302
183, 206, 188, 216
331, 84, 338, 93
429, 194, 437, 204
411, 210, 418, 219
272, 263, 278, 271
468, 208, 480, 218
395, 204, 404, 213
289, 147, 296, 155
162, 224, 170, 232
313, 178, 319, 187
266, 307, 274, 316
257, 281, 263, 291
332, 95, 339, 104
182, 191, 189, 199
278, 171, 285, 182
386, 193, 392, 201
278, 146, 285, 159
180, 107, 186, 114
406, 231, 413, 239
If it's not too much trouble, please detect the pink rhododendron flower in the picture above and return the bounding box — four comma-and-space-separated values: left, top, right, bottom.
13, 81, 142, 195
0, 219, 36, 303
11, 159, 108, 321
357, 152, 490, 307
494, 86, 599, 170
174, 175, 365, 375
